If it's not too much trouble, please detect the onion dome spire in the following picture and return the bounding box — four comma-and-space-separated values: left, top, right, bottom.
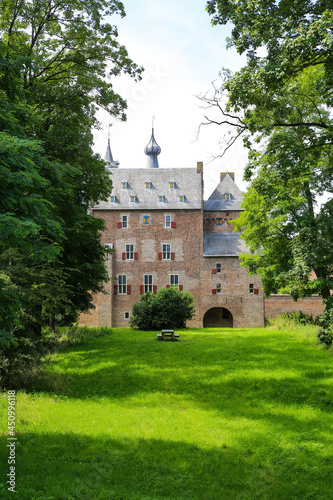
104, 124, 119, 170
144, 117, 161, 168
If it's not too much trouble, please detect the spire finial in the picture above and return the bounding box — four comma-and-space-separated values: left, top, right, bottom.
144, 121, 161, 168
104, 123, 119, 169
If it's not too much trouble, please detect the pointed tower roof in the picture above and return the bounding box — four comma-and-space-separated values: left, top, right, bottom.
204, 172, 244, 210
104, 125, 119, 170
144, 124, 161, 168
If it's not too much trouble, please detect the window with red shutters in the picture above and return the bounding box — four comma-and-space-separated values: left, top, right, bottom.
212, 268, 217, 274
212, 289, 217, 294
114, 284, 118, 294
127, 285, 131, 295
171, 252, 175, 260
153, 285, 157, 294
134, 252, 138, 260
179, 285, 183, 291
158, 252, 162, 260
122, 252, 126, 260
140, 285, 144, 294
171, 221, 176, 228
117, 221, 122, 228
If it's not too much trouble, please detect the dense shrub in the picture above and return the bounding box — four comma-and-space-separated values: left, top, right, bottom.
316, 297, 333, 348
280, 311, 317, 325
130, 286, 195, 331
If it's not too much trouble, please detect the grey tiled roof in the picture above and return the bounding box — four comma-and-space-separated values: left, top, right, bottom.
203, 199, 244, 211
93, 167, 202, 210
203, 233, 248, 256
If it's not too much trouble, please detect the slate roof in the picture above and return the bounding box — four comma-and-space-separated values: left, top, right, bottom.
203, 233, 248, 257
204, 172, 244, 211
93, 167, 202, 210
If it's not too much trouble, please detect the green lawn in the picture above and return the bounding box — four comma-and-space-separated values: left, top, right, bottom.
1, 326, 333, 500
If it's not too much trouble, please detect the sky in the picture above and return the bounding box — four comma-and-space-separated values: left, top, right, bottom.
93, 0, 248, 199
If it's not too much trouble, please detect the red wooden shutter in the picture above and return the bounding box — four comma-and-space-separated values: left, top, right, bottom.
166, 284, 170, 288
114, 285, 118, 295
158, 252, 162, 260
254, 288, 259, 295
212, 288, 216, 294
134, 252, 138, 260
212, 268, 217, 274
179, 285, 183, 291
117, 221, 122, 228
127, 285, 131, 295
122, 252, 126, 260
153, 285, 157, 294
171, 252, 175, 260
171, 221, 176, 228
140, 285, 144, 294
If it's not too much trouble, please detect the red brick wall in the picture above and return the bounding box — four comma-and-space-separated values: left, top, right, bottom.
203, 211, 243, 233
200, 257, 265, 328
265, 295, 324, 319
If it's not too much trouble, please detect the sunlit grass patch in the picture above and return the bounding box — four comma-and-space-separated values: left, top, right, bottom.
0, 326, 332, 499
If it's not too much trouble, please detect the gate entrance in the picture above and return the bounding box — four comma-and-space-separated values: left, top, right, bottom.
203, 307, 233, 328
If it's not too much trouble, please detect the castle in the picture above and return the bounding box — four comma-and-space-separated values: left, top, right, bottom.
79, 127, 323, 329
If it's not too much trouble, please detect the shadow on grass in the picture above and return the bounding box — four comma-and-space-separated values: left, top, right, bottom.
0, 430, 332, 500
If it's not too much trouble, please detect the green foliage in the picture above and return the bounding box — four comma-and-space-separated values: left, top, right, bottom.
130, 286, 195, 331
0, 1, 141, 380
280, 310, 317, 325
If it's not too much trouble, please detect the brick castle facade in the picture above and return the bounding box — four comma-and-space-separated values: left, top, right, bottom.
79, 128, 323, 328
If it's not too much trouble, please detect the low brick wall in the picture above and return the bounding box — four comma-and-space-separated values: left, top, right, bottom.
265, 295, 324, 319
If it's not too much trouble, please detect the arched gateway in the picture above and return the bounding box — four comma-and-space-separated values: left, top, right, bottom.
203, 307, 233, 328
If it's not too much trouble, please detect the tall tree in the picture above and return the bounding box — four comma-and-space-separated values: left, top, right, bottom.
204, 0, 333, 307
0, 1, 142, 384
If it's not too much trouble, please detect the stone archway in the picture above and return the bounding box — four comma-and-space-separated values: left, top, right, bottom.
203, 307, 233, 328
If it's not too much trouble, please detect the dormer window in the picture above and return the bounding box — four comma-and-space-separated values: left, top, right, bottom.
145, 181, 152, 189
110, 195, 116, 203
225, 193, 231, 200
169, 181, 175, 189
130, 195, 136, 203
179, 195, 185, 203
121, 181, 128, 189
158, 195, 165, 203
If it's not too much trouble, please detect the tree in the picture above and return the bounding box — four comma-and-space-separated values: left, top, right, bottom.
204, 1, 333, 310
130, 287, 195, 331
0, 1, 141, 386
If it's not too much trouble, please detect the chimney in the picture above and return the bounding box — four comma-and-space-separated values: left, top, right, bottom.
197, 161, 203, 173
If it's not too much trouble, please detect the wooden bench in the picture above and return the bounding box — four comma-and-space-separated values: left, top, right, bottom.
157, 329, 180, 341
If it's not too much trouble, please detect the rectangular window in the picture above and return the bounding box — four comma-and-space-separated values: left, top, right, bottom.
159, 195, 165, 203
130, 195, 136, 203
144, 274, 153, 293
170, 274, 179, 286
225, 193, 230, 200
121, 181, 128, 189
216, 283, 221, 293
118, 275, 127, 294
126, 244, 134, 260
169, 181, 175, 189
110, 195, 116, 203
216, 263, 222, 273
145, 182, 151, 189
121, 215, 128, 228
162, 244, 171, 260
124, 312, 130, 319
249, 283, 254, 294
165, 215, 171, 228
179, 195, 185, 203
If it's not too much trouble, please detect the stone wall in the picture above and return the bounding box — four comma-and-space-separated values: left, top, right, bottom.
264, 295, 324, 319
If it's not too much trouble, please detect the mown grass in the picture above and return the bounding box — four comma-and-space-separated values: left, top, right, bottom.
1, 326, 333, 500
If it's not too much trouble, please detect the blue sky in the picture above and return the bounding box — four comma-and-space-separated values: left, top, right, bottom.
94, 0, 248, 197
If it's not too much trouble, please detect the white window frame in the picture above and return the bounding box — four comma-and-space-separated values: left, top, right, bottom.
125, 244, 134, 260
118, 275, 127, 294
170, 274, 179, 286
121, 215, 128, 228
144, 274, 153, 293
124, 311, 130, 319
216, 263, 222, 273
249, 283, 254, 294
165, 215, 171, 228
162, 243, 171, 260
